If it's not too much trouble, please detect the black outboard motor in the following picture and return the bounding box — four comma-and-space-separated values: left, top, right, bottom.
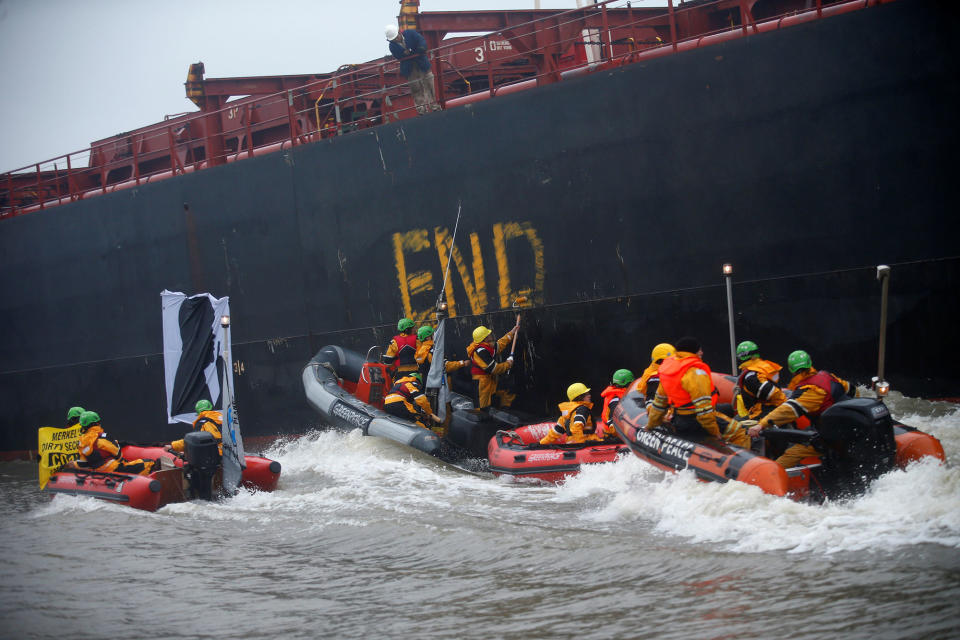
183, 431, 222, 501
814, 398, 897, 499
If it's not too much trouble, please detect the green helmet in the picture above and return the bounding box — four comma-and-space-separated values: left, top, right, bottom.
195, 399, 214, 414
612, 369, 635, 387
397, 318, 415, 333
787, 350, 813, 374
417, 325, 434, 341
736, 340, 760, 362
79, 411, 101, 428
66, 406, 85, 423
409, 372, 423, 384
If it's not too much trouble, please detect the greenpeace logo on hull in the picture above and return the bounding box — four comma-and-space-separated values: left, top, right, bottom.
636, 430, 695, 466
331, 401, 372, 432
527, 452, 562, 463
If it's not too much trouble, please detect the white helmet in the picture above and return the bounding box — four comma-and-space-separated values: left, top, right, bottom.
385, 24, 399, 40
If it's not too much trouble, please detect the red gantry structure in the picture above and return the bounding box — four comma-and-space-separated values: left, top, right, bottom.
0, 0, 883, 217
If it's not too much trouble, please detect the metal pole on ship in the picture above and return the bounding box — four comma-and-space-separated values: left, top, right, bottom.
874, 264, 891, 397
723, 263, 737, 375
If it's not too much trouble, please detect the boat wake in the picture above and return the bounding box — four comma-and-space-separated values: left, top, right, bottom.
31, 399, 960, 556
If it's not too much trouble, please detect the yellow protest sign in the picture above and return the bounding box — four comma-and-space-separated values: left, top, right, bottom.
37, 425, 80, 489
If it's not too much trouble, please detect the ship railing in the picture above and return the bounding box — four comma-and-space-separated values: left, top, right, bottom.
0, 0, 882, 218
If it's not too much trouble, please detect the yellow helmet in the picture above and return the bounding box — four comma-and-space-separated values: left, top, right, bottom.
472, 326, 492, 343
566, 382, 590, 402
651, 343, 675, 363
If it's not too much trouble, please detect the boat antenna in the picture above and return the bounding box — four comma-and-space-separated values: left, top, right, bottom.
436, 199, 461, 311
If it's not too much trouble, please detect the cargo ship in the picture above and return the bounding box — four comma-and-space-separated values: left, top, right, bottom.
1, 0, 957, 457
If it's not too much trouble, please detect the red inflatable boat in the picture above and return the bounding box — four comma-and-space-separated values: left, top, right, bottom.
487, 422, 629, 483
43, 445, 281, 512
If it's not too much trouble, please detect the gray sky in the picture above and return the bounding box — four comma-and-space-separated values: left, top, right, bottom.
0, 0, 587, 172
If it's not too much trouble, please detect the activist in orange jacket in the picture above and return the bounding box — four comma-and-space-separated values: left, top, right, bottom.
384, 373, 441, 432
77, 411, 153, 475
414, 325, 469, 377
733, 340, 787, 419
599, 369, 635, 437
170, 399, 224, 455
540, 383, 601, 445
467, 324, 517, 409
647, 337, 749, 447
748, 350, 856, 468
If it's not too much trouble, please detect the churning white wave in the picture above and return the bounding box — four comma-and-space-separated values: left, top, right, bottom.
32, 396, 960, 556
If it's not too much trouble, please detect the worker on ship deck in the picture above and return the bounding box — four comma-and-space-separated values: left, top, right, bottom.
647, 337, 750, 447
168, 399, 223, 456
384, 317, 419, 378
599, 369, 635, 438
540, 383, 601, 446
747, 350, 857, 468
415, 325, 470, 378
467, 324, 517, 410
384, 372, 442, 433
386, 24, 442, 115
731, 340, 787, 420
638, 343, 674, 408
76, 411, 154, 475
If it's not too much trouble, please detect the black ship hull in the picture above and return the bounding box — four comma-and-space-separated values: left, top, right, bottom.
2, 0, 957, 454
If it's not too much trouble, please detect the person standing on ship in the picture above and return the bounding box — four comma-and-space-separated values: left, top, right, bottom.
384, 372, 443, 432
384, 317, 419, 378
385, 24, 442, 115
747, 350, 857, 468
467, 324, 517, 410
167, 399, 223, 456
415, 325, 469, 378
647, 337, 750, 447
599, 369, 634, 438
638, 343, 674, 407
731, 340, 787, 420
76, 411, 154, 475
540, 383, 602, 446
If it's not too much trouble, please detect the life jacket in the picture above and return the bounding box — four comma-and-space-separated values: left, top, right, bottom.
794, 370, 849, 417
78, 425, 120, 469
658, 355, 715, 412
467, 340, 497, 377
384, 376, 424, 414
557, 401, 595, 435
600, 385, 627, 424
392, 333, 418, 368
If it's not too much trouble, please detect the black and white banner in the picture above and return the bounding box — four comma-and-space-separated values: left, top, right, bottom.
161, 290, 232, 424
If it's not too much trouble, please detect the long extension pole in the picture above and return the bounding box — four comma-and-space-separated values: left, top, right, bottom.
436, 199, 461, 310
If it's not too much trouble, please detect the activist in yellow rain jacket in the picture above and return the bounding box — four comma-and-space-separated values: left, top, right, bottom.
467, 325, 517, 409
750, 363, 855, 468
171, 400, 224, 455
540, 383, 601, 445
77, 411, 153, 475
384, 373, 440, 431
648, 338, 750, 447
638, 343, 674, 407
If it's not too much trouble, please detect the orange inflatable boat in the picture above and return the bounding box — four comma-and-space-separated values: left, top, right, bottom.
611, 381, 944, 502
